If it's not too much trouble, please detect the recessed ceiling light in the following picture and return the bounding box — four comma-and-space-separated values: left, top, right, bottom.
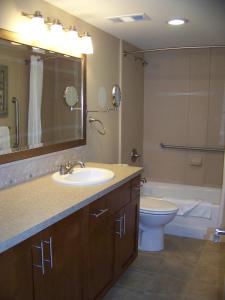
167, 18, 187, 26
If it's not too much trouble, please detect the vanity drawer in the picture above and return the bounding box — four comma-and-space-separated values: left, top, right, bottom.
89, 196, 109, 231
107, 182, 131, 214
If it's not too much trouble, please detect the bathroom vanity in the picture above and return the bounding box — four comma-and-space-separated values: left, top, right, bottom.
0, 163, 141, 300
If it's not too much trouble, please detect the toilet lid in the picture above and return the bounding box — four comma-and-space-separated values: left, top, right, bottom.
140, 197, 178, 215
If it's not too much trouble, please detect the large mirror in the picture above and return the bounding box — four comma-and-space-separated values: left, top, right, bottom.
0, 29, 86, 164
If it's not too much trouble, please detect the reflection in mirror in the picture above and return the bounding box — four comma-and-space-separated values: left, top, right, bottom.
0, 35, 86, 161
112, 84, 122, 108
64, 86, 79, 109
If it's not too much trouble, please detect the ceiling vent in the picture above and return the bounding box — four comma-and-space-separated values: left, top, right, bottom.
106, 13, 150, 23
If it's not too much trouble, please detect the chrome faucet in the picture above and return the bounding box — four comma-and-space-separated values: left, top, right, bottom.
59, 160, 85, 175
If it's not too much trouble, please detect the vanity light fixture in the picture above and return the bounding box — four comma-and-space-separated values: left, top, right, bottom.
80, 32, 94, 54
167, 18, 187, 26
21, 11, 94, 55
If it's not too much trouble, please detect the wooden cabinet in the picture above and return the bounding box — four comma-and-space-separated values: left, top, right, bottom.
0, 234, 38, 300
0, 176, 140, 300
109, 177, 140, 279
88, 196, 114, 299
32, 208, 87, 300
114, 200, 139, 278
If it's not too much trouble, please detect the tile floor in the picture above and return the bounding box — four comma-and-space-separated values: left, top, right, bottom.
104, 235, 225, 300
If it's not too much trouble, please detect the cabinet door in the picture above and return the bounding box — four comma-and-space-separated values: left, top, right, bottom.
88, 196, 114, 299
0, 234, 40, 300
33, 208, 87, 300
114, 199, 139, 278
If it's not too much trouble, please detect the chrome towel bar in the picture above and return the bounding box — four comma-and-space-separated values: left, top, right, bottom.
160, 143, 224, 153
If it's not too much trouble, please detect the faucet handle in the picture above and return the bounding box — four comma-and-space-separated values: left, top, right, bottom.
66, 161, 72, 167
59, 164, 67, 175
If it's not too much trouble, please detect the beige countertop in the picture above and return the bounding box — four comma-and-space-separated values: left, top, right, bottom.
0, 163, 142, 254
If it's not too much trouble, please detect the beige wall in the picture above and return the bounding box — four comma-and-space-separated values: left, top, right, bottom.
0, 0, 120, 164
121, 41, 144, 166
143, 48, 225, 187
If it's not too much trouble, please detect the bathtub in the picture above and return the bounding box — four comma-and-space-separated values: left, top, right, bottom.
141, 181, 222, 239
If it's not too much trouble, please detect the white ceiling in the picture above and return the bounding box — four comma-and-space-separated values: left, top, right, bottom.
45, 0, 225, 50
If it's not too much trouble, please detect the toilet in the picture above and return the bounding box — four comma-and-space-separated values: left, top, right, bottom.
139, 197, 178, 252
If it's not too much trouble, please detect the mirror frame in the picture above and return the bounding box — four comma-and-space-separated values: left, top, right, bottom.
0, 28, 86, 164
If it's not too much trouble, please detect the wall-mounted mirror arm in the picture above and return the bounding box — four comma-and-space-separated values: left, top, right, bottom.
87, 107, 118, 113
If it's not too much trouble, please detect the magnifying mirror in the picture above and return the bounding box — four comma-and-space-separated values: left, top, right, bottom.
64, 86, 79, 108
112, 84, 121, 108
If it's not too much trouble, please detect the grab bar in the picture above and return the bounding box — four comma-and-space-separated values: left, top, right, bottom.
12, 97, 19, 148
160, 143, 224, 153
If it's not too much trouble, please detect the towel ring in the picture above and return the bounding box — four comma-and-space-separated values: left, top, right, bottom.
88, 117, 106, 135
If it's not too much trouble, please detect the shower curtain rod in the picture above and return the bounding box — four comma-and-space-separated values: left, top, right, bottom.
123, 45, 225, 55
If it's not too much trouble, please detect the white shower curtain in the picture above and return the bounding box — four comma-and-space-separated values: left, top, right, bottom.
28, 55, 43, 148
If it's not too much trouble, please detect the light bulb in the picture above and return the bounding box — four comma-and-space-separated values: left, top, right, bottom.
51, 19, 63, 36
80, 33, 93, 54
50, 19, 64, 50
31, 11, 45, 41
65, 26, 81, 55
67, 26, 79, 42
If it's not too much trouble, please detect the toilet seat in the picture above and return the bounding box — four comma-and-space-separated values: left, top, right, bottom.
140, 197, 178, 215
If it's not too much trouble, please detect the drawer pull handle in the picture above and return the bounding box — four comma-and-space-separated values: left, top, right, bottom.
43, 237, 53, 269
33, 241, 45, 275
91, 208, 109, 218
123, 213, 126, 236
115, 216, 123, 239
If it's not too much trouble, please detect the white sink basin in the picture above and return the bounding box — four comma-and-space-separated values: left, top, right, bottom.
52, 167, 115, 186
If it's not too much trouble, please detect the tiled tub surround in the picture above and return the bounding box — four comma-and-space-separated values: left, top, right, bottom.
143, 48, 225, 187
0, 162, 142, 254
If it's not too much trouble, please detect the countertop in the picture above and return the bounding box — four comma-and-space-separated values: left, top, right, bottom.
0, 163, 142, 254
